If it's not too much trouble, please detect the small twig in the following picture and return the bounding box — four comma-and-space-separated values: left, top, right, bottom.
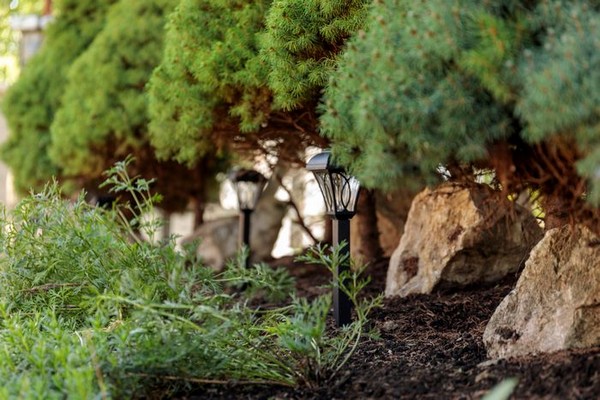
535, 143, 568, 186
125, 372, 296, 388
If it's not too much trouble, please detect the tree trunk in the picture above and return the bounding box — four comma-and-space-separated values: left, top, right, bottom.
542, 194, 570, 231
44, 0, 52, 15
356, 189, 383, 261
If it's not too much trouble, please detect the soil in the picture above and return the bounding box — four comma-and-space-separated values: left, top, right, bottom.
190, 257, 600, 399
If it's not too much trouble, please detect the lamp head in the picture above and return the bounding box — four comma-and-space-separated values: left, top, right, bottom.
306, 151, 360, 219
230, 169, 267, 211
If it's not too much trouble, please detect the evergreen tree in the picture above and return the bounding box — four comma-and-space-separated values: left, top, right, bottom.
261, 0, 381, 257
517, 1, 600, 203
321, 0, 600, 227
262, 0, 370, 111
50, 0, 213, 214
148, 0, 272, 165
1, 0, 117, 193
147, 0, 328, 167
150, 0, 381, 255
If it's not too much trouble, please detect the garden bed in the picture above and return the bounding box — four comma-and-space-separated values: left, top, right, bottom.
190, 258, 600, 399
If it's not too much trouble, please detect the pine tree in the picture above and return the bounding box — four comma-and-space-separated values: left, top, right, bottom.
148, 0, 273, 165
321, 0, 600, 227
149, 0, 381, 255
517, 1, 600, 203
1, 0, 117, 193
49, 0, 215, 214
261, 0, 381, 257
261, 0, 370, 111
50, 0, 174, 178
147, 0, 333, 167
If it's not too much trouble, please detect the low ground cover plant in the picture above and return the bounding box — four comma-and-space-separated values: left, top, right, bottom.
0, 160, 381, 399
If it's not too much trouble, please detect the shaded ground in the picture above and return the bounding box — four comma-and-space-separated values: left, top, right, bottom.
192, 258, 600, 399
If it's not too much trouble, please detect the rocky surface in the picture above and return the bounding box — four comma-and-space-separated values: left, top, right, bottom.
386, 183, 542, 297
484, 224, 600, 359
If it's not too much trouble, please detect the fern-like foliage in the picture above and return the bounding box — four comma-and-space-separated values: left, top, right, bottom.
0, 163, 381, 397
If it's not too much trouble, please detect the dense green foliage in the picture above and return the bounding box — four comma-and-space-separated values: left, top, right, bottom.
0, 161, 380, 398
262, 0, 370, 111
321, 0, 520, 189
321, 0, 600, 202
517, 2, 600, 201
50, 0, 174, 177
47, 0, 220, 213
1, 0, 117, 193
148, 0, 368, 166
6, 0, 598, 222
148, 0, 271, 164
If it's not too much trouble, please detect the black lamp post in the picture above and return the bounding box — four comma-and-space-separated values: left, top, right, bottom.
230, 169, 267, 267
306, 150, 360, 327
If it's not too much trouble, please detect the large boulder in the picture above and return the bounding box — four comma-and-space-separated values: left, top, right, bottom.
484, 225, 600, 359
386, 183, 542, 297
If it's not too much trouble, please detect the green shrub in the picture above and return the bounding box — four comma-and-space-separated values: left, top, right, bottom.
320, 0, 600, 229
0, 160, 380, 398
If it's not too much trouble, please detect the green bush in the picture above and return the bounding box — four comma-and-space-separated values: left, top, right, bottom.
320, 0, 600, 203
0, 160, 381, 398
262, 0, 370, 111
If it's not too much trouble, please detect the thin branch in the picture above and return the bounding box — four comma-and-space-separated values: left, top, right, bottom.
124, 372, 295, 388
535, 143, 568, 186
273, 172, 319, 244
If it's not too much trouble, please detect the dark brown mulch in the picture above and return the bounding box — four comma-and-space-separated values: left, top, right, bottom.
191, 257, 600, 399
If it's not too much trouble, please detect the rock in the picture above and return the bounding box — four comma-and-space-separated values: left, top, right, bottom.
187, 216, 238, 269
183, 185, 287, 271
385, 183, 542, 297
483, 225, 600, 359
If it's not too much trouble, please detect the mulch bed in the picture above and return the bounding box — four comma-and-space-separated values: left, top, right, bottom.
191, 257, 600, 399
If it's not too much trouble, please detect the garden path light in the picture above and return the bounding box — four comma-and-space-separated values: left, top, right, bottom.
306, 150, 360, 326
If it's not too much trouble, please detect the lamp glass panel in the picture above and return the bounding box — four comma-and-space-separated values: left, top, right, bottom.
236, 181, 262, 210
313, 171, 335, 214
331, 172, 360, 213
